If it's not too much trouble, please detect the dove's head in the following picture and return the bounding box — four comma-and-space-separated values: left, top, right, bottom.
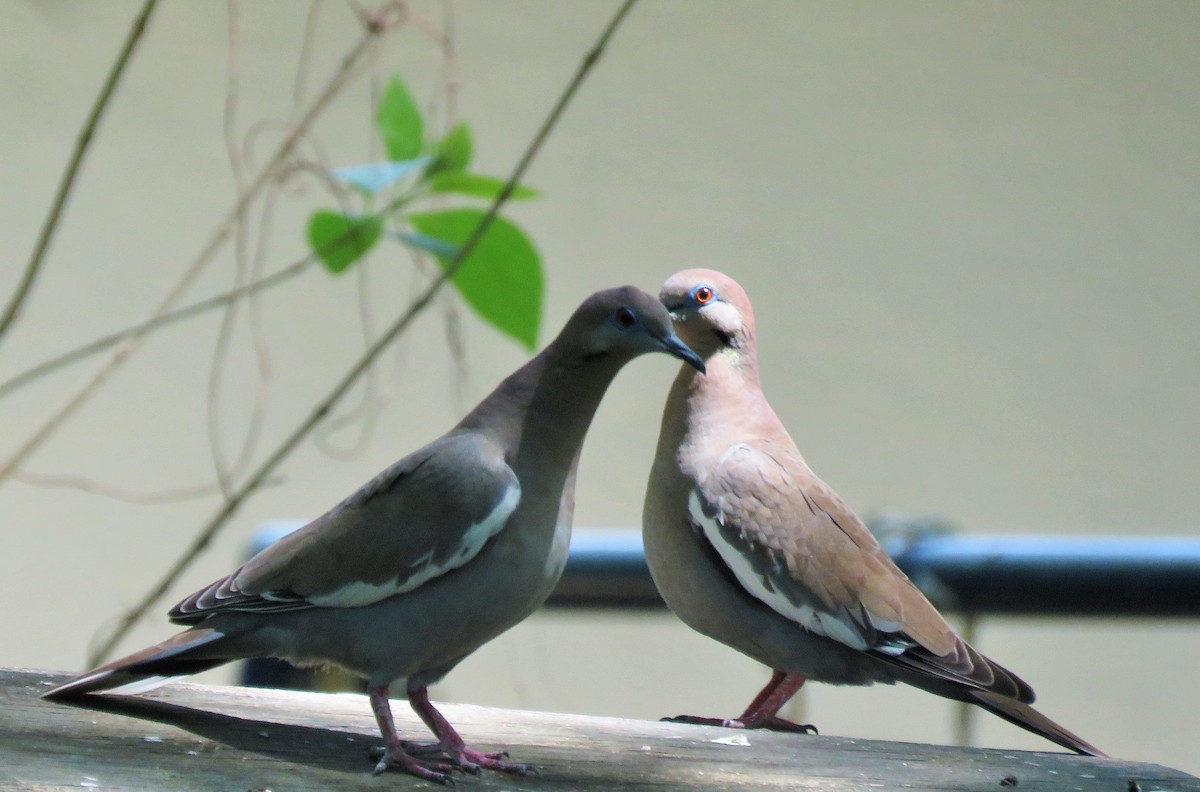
558, 285, 706, 373
658, 269, 757, 360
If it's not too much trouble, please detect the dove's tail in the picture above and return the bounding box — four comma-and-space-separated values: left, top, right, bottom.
43, 628, 231, 699
968, 688, 1106, 757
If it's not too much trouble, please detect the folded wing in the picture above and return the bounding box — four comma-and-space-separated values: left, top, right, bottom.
171, 432, 520, 622
691, 441, 1032, 703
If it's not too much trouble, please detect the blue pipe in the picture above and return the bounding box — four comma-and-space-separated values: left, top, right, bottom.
247, 523, 1200, 617
240, 524, 1200, 688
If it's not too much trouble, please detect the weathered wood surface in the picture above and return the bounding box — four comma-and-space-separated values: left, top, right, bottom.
3, 668, 1195, 791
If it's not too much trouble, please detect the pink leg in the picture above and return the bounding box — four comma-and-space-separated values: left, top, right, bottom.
408, 686, 536, 776
664, 670, 817, 734
367, 685, 456, 782
736, 672, 815, 731
740, 669, 791, 715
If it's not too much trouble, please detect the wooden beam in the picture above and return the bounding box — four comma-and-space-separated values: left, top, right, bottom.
3, 668, 1194, 791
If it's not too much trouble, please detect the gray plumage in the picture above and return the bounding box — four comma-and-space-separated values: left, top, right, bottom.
46, 285, 704, 783
643, 268, 1102, 756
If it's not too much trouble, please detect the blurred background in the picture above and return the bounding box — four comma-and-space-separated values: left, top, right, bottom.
3, 0, 1198, 775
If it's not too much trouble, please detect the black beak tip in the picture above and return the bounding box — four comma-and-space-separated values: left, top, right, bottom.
663, 335, 705, 374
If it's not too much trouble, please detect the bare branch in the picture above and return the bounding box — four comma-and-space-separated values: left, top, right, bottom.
0, 5, 403, 489
207, 0, 277, 498
0, 0, 161, 345
206, 0, 251, 498
314, 256, 385, 460
293, 1, 323, 109
14, 469, 225, 505
0, 261, 309, 400
314, 0, 461, 457
88, 0, 642, 666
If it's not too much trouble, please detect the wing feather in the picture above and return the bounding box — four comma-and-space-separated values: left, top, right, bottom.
691, 441, 1031, 700
171, 432, 519, 623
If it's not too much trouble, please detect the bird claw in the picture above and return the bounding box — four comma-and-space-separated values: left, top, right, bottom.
455, 760, 482, 776
369, 744, 453, 782
373, 742, 533, 778
759, 716, 818, 734
452, 746, 535, 776
399, 740, 453, 759
370, 745, 457, 783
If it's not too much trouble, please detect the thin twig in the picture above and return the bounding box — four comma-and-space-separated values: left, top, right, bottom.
0, 5, 401, 488
437, 0, 469, 409
293, 0, 323, 109
89, 0, 642, 666
314, 260, 384, 459
207, 0, 251, 498
12, 469, 236, 506
237, 180, 281, 475
0, 147, 400, 403
307, 43, 395, 456
314, 0, 458, 456
207, 0, 277, 498
0, 0, 160, 345
0, 261, 310, 400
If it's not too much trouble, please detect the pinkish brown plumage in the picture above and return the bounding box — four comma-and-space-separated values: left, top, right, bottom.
643, 268, 1102, 755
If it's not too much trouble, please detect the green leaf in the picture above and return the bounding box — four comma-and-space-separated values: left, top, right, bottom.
377, 75, 423, 161
434, 122, 473, 172
427, 172, 539, 201
408, 209, 543, 349
307, 210, 383, 274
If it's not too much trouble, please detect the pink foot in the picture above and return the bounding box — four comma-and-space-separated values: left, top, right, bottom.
404, 687, 538, 777
663, 671, 816, 735
742, 715, 818, 734
370, 744, 457, 783
449, 746, 536, 776
389, 741, 534, 776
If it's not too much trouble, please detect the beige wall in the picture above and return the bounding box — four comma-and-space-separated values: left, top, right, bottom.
3, 0, 1197, 774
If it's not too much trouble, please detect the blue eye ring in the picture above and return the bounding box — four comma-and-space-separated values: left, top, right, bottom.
691, 284, 715, 305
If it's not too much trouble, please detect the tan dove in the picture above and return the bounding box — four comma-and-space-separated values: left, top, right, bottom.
643, 268, 1102, 756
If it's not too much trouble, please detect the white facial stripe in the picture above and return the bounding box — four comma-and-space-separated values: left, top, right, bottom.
309, 482, 521, 608
689, 490, 870, 651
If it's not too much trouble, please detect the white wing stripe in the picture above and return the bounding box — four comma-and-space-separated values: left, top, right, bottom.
308, 482, 522, 608
689, 490, 870, 651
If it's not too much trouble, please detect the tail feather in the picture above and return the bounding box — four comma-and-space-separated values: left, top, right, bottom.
968, 688, 1106, 757
43, 628, 229, 699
